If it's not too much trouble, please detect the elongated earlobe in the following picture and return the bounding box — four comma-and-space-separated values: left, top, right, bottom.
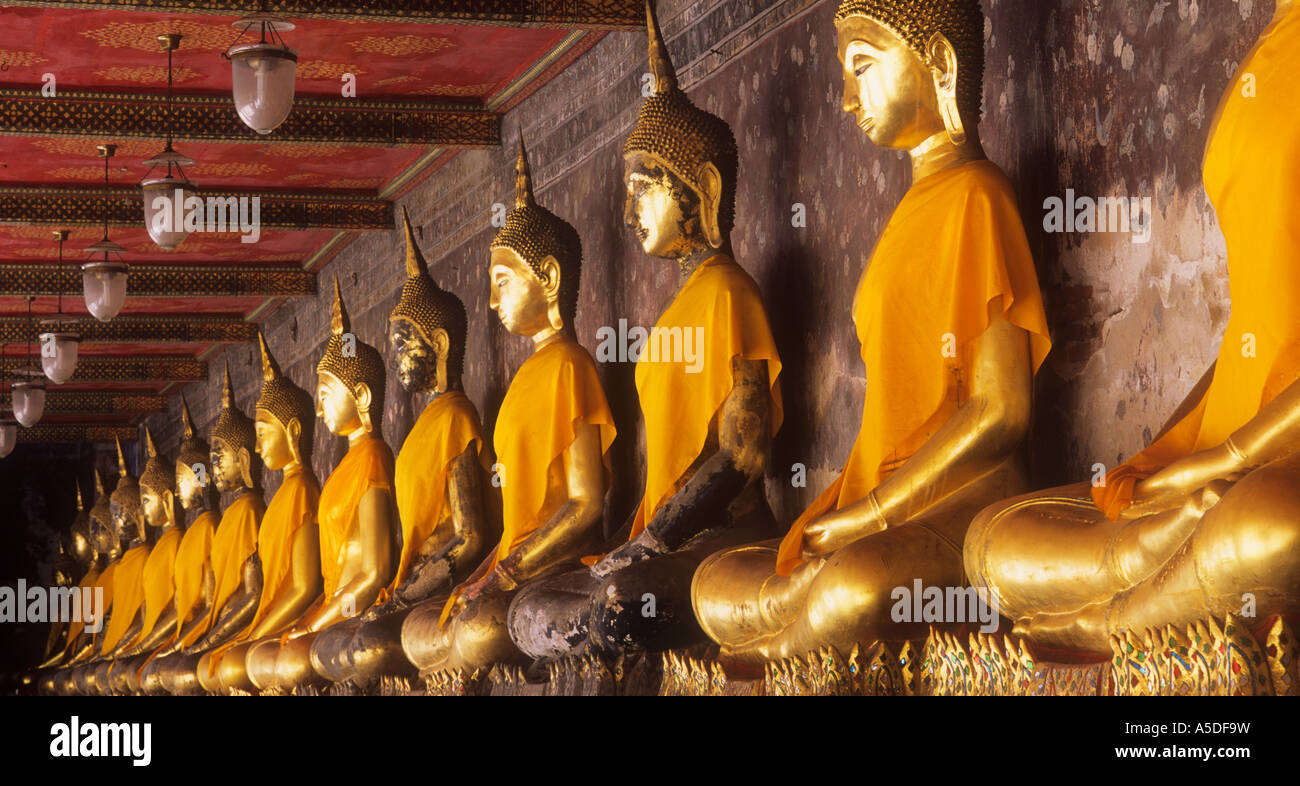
927, 32, 966, 146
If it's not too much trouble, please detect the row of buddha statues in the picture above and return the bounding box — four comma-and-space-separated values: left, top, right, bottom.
31, 0, 1300, 695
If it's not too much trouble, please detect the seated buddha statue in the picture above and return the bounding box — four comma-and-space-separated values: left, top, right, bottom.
199, 332, 322, 693
176, 364, 264, 675
244, 280, 397, 690
316, 208, 495, 687
507, 0, 783, 662
963, 0, 1300, 655
690, 0, 1052, 665
400, 138, 616, 674
37, 484, 91, 673
109, 427, 186, 693
57, 471, 118, 694
142, 394, 220, 694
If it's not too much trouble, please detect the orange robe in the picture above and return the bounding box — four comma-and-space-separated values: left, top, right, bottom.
60, 565, 103, 660
776, 159, 1052, 575
318, 435, 395, 602
133, 527, 182, 646
441, 337, 616, 625
390, 390, 490, 591
172, 510, 217, 646
1095, 5, 1300, 518
98, 543, 151, 654
198, 492, 263, 643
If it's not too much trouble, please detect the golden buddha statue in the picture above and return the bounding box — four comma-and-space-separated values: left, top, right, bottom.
316, 208, 495, 687
142, 394, 221, 694
93, 439, 152, 693
200, 332, 322, 693
37, 483, 91, 673
963, 0, 1300, 655
58, 471, 118, 690
400, 138, 616, 674
506, 0, 784, 662
181, 364, 264, 669
690, 0, 1052, 665
244, 280, 397, 690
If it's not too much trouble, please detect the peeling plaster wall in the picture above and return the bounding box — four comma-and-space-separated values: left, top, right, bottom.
142, 0, 1272, 528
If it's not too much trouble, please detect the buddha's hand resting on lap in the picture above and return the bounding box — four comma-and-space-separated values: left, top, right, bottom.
590, 532, 664, 579
801, 506, 886, 559
1123, 443, 1247, 520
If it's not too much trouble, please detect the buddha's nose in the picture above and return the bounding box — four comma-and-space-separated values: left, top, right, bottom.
842, 79, 859, 114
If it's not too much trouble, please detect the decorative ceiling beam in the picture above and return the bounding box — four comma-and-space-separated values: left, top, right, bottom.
0, 90, 500, 148
0, 316, 255, 344
0, 186, 392, 231
13, 423, 138, 445
0, 0, 642, 29
0, 264, 315, 299
42, 391, 166, 415
0, 356, 206, 383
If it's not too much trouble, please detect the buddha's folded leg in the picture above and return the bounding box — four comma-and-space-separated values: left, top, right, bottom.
310, 618, 362, 684
275, 631, 325, 689
446, 589, 525, 671
733, 523, 965, 664
139, 655, 168, 694
91, 661, 113, 695
195, 650, 223, 693
160, 653, 202, 695
214, 641, 256, 692
506, 568, 602, 660
1108, 453, 1300, 640
245, 639, 282, 691
346, 605, 426, 686
401, 596, 455, 672
692, 538, 822, 650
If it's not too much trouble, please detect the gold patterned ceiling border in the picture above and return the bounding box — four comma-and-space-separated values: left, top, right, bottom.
0, 315, 255, 344
0, 90, 499, 148
2, 0, 642, 29
13, 423, 138, 445
0, 355, 205, 382
0, 264, 315, 298
42, 391, 166, 414
0, 186, 392, 230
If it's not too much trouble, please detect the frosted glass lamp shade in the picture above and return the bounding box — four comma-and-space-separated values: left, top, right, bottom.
142, 176, 194, 250
39, 332, 79, 384
230, 43, 297, 135
12, 382, 46, 428
82, 263, 128, 323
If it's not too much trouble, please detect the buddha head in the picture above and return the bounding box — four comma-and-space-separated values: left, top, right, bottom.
489, 137, 582, 338
211, 361, 260, 494
316, 278, 386, 438
138, 426, 178, 532
623, 0, 739, 261
69, 481, 94, 571
176, 392, 217, 512
88, 469, 117, 564
834, 0, 984, 150
255, 331, 314, 471
108, 437, 144, 545
389, 207, 467, 394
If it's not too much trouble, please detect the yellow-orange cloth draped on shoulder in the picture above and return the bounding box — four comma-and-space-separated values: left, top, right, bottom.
60, 565, 102, 659
198, 492, 263, 642
390, 391, 490, 592
581, 254, 782, 566
205, 467, 320, 675
1094, 6, 1300, 519
98, 543, 151, 653
775, 159, 1052, 576
173, 510, 217, 646
440, 338, 616, 626
318, 435, 394, 602
134, 527, 182, 643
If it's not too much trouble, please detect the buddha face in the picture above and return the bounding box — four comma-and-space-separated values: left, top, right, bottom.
315, 370, 365, 437
89, 520, 113, 562
489, 246, 558, 337
109, 498, 138, 544
255, 409, 298, 471
140, 485, 172, 529
623, 153, 706, 260
70, 525, 92, 567
837, 15, 943, 150
175, 460, 207, 510
210, 437, 249, 493
389, 320, 438, 393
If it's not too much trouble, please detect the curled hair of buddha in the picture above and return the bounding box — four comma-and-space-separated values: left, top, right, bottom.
212, 360, 256, 455
390, 206, 468, 382
109, 436, 143, 535
176, 392, 209, 470
490, 136, 583, 328
624, 0, 739, 237
835, 0, 985, 129
317, 277, 386, 431
256, 331, 314, 461
139, 425, 174, 497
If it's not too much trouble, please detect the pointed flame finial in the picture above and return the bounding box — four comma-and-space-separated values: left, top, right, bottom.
180, 391, 196, 441
515, 135, 535, 209
330, 276, 350, 336
401, 206, 429, 278
646, 0, 678, 95
258, 330, 280, 383
115, 436, 128, 477
144, 425, 157, 459
221, 360, 235, 409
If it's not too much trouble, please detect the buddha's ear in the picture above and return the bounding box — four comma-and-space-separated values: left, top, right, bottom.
925, 32, 965, 145
431, 328, 450, 393
539, 255, 565, 331
162, 489, 175, 522
286, 417, 302, 464
353, 381, 374, 433
696, 162, 724, 248
238, 446, 254, 489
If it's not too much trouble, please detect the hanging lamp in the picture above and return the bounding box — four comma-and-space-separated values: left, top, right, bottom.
141, 33, 197, 250
225, 13, 298, 135
40, 230, 80, 384
83, 144, 128, 322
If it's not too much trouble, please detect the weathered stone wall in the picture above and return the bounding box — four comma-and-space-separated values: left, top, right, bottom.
142, 0, 1272, 526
